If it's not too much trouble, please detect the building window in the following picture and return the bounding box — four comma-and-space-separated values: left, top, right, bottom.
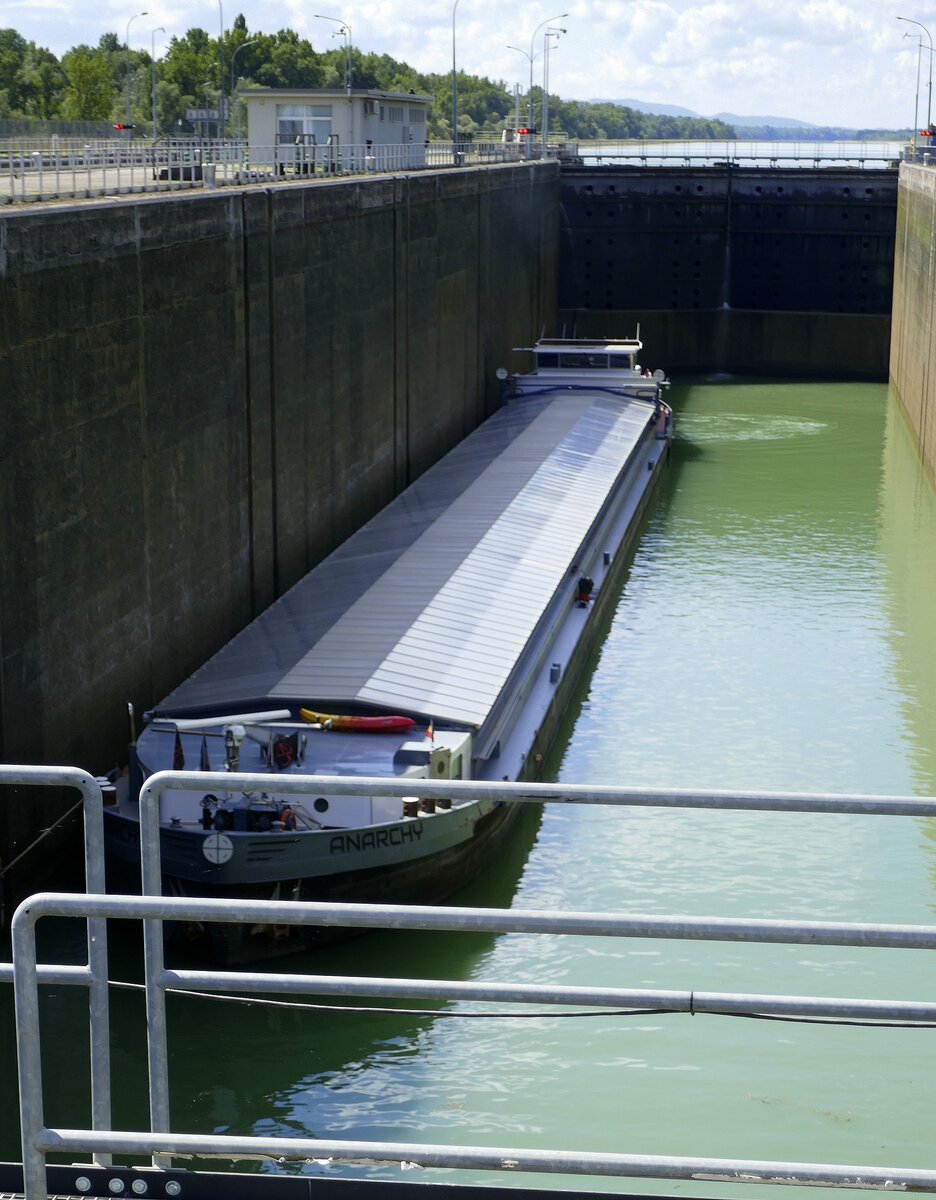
275, 103, 332, 144
409, 107, 426, 124
383, 105, 404, 123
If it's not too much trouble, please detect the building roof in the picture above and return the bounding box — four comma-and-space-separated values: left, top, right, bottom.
154, 392, 652, 732
238, 87, 433, 105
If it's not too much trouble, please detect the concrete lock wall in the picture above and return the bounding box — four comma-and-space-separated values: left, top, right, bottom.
557, 164, 896, 377
889, 163, 936, 486
0, 162, 558, 886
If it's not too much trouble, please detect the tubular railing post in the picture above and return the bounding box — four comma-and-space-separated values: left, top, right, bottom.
11, 900, 46, 1200
0, 767, 111, 1167
139, 777, 172, 1167
12, 888, 936, 1192
8, 765, 936, 1186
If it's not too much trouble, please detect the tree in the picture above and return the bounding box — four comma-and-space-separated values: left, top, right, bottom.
0, 20, 743, 137
0, 29, 28, 111
19, 46, 66, 118
153, 78, 184, 135
252, 29, 322, 88
61, 45, 114, 120
162, 28, 218, 100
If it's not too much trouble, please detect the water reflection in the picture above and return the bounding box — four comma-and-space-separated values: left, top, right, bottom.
877, 395, 936, 796
6, 378, 936, 1200
170, 803, 543, 1149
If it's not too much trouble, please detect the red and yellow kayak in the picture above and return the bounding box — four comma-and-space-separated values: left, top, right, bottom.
299, 708, 416, 733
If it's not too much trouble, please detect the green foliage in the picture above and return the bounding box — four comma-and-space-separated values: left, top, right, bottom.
162, 27, 218, 97
250, 29, 323, 88
0, 29, 29, 111
0, 17, 743, 139
0, 28, 66, 116
20, 47, 67, 117
544, 96, 734, 140
61, 45, 114, 120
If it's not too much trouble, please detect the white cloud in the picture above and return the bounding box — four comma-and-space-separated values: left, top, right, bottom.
7, 0, 917, 128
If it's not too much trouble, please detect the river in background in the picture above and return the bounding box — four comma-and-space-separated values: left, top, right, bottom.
3, 376, 936, 1199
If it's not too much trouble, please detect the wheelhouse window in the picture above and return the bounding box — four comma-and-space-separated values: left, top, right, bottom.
559, 353, 610, 369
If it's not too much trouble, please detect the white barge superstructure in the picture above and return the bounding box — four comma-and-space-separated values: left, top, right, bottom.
103, 335, 672, 962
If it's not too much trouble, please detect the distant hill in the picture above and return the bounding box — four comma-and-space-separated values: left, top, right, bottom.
571, 96, 907, 138
589, 98, 819, 128
714, 111, 812, 129
590, 98, 704, 118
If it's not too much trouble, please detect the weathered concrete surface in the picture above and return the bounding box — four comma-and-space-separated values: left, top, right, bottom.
558, 164, 895, 377
559, 308, 891, 378
0, 162, 558, 884
889, 163, 936, 486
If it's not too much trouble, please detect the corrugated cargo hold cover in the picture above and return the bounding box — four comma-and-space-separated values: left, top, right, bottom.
156, 393, 651, 729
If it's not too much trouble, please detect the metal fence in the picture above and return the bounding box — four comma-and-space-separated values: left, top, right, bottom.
13, 888, 936, 1199
6, 764, 936, 1198
0, 137, 546, 206
5, 136, 912, 206
0, 118, 116, 139
576, 139, 905, 167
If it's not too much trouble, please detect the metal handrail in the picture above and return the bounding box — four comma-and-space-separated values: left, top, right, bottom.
136, 771, 936, 1164
7, 768, 936, 1194
12, 887, 936, 1199
0, 767, 111, 1165
0, 140, 532, 206
576, 138, 904, 166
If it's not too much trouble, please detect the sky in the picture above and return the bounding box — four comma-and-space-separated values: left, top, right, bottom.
0, 0, 928, 130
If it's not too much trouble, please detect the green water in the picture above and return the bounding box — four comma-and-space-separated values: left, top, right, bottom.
4, 377, 936, 1197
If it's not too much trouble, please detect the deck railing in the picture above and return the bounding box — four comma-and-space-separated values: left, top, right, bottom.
5, 764, 936, 1198
11, 886, 936, 1199
575, 138, 905, 166
0, 137, 547, 206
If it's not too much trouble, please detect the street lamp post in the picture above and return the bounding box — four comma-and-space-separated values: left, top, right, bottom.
452, 0, 461, 157
898, 16, 933, 131
229, 39, 257, 137
314, 11, 352, 149
518, 14, 567, 144
506, 43, 533, 131
150, 25, 165, 141
905, 32, 924, 148
125, 10, 148, 131
313, 13, 352, 95
217, 0, 225, 139
542, 25, 565, 154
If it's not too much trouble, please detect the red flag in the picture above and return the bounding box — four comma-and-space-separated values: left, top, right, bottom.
173, 731, 185, 770
200, 736, 211, 771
